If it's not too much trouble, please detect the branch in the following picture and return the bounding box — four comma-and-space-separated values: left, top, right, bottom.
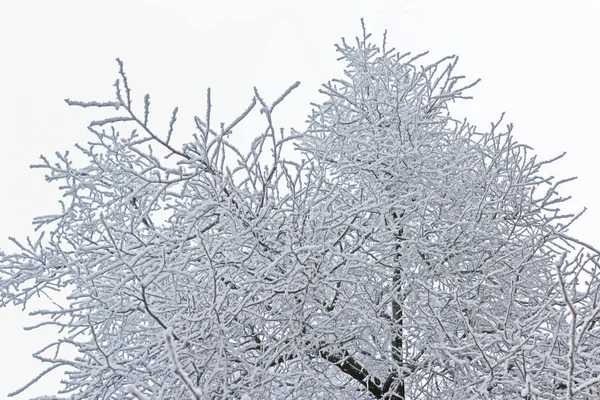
8, 364, 65, 397
141, 284, 179, 340
64, 99, 121, 109
319, 347, 384, 398
165, 328, 202, 400
556, 253, 576, 399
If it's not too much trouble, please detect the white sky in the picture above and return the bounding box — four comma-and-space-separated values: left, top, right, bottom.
0, 1, 598, 398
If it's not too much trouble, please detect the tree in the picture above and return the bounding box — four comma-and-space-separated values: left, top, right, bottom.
1, 23, 600, 399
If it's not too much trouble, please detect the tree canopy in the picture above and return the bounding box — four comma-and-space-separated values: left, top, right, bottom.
2, 23, 599, 400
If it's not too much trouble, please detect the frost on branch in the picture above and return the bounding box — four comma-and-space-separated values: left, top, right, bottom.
1, 23, 600, 399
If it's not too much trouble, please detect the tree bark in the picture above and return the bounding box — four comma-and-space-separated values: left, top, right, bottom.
389, 212, 406, 399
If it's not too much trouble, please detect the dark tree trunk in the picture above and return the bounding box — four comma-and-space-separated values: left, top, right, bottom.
389, 213, 406, 399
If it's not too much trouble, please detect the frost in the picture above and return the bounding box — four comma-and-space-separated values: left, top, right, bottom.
1, 22, 599, 399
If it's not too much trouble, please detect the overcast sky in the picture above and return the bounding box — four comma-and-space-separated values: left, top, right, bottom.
0, 1, 598, 398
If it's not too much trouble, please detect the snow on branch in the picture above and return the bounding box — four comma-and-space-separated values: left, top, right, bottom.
1, 22, 599, 400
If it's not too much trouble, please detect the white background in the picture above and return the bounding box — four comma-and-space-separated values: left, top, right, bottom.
0, 1, 598, 398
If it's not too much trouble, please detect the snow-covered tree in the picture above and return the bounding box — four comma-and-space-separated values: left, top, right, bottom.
2, 23, 599, 399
